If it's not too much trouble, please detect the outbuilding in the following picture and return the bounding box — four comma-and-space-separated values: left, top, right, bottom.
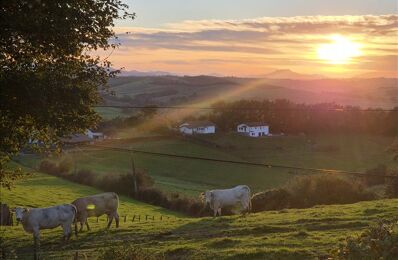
237, 122, 269, 137
179, 121, 216, 135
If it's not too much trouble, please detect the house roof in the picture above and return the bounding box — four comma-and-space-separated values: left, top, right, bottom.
60, 134, 91, 144
179, 121, 215, 128
238, 122, 268, 127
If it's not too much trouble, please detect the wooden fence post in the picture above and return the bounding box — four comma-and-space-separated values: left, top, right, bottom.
74, 251, 79, 260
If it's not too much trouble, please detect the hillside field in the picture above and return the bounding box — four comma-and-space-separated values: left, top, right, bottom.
16, 133, 397, 197
2, 172, 398, 259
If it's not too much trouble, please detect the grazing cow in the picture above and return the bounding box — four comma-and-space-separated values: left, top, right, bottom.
200, 185, 252, 217
72, 192, 119, 231
14, 204, 77, 249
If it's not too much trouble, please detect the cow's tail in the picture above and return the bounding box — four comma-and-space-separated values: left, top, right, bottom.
71, 204, 78, 237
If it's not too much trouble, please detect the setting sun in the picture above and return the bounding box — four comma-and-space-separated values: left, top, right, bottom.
317, 35, 362, 64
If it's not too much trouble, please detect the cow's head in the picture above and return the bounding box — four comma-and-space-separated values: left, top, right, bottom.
14, 207, 28, 223
202, 191, 213, 206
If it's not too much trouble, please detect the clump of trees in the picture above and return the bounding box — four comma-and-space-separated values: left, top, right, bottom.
207, 99, 398, 135
98, 106, 159, 135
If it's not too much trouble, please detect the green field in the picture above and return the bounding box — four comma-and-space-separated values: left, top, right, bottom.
17, 133, 397, 197
2, 172, 398, 259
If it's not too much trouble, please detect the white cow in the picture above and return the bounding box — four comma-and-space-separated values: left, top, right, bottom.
201, 185, 252, 217
14, 204, 77, 249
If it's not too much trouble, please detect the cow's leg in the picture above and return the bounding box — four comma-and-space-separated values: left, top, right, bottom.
213, 207, 218, 217
217, 208, 222, 216
113, 212, 120, 228
85, 220, 90, 231
62, 223, 72, 241
78, 212, 88, 232
33, 228, 40, 259
106, 213, 114, 229
240, 201, 248, 215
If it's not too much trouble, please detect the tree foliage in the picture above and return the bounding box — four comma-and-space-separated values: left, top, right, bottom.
0, 0, 134, 188
207, 99, 398, 135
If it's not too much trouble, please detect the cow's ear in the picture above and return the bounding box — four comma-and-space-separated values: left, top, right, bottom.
11, 208, 16, 213
23, 208, 28, 212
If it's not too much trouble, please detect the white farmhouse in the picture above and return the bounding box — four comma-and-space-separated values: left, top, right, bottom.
237, 122, 269, 137
179, 121, 216, 135
86, 129, 104, 140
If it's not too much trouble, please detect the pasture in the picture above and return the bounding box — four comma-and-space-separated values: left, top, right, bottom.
17, 133, 397, 197
1, 172, 398, 259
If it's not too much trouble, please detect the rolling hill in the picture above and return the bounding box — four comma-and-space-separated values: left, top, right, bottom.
101, 75, 397, 120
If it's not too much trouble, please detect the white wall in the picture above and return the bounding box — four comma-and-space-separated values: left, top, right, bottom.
180, 126, 193, 135
237, 124, 269, 137
180, 125, 215, 135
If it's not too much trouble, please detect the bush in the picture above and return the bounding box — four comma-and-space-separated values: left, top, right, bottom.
285, 174, 375, 208
73, 169, 96, 186
137, 188, 170, 207
99, 244, 162, 260
332, 219, 398, 259
57, 158, 73, 175
386, 170, 398, 198
364, 164, 388, 186
251, 188, 292, 212
38, 160, 59, 175
38, 158, 72, 176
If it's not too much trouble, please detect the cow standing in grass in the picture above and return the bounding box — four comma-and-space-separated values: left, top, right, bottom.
72, 192, 119, 231
201, 185, 252, 217
14, 204, 77, 250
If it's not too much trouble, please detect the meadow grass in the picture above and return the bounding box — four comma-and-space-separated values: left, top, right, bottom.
1, 173, 398, 259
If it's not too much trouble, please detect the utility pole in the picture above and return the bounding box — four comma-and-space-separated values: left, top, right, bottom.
130, 152, 138, 196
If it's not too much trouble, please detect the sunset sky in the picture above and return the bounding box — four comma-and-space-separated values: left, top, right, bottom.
107, 0, 398, 77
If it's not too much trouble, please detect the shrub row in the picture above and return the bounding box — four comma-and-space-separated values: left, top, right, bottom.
251, 174, 376, 212
38, 159, 210, 217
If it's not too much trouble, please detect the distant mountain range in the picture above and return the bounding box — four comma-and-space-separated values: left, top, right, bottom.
119, 69, 326, 79
119, 70, 175, 77
119, 69, 396, 80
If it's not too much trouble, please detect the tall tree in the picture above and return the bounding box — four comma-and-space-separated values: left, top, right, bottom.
0, 0, 134, 188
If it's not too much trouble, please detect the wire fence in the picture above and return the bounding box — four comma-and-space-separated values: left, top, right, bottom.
88, 144, 398, 179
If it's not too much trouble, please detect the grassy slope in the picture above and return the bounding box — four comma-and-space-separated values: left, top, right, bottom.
17, 134, 397, 197
1, 173, 398, 259
197, 133, 398, 171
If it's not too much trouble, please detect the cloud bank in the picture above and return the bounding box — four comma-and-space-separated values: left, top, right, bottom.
109, 15, 398, 77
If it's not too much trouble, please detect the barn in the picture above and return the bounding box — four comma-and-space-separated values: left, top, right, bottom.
237, 122, 269, 137
179, 121, 216, 135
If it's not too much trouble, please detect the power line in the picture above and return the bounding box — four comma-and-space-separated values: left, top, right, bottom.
88, 144, 398, 179
94, 105, 398, 112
